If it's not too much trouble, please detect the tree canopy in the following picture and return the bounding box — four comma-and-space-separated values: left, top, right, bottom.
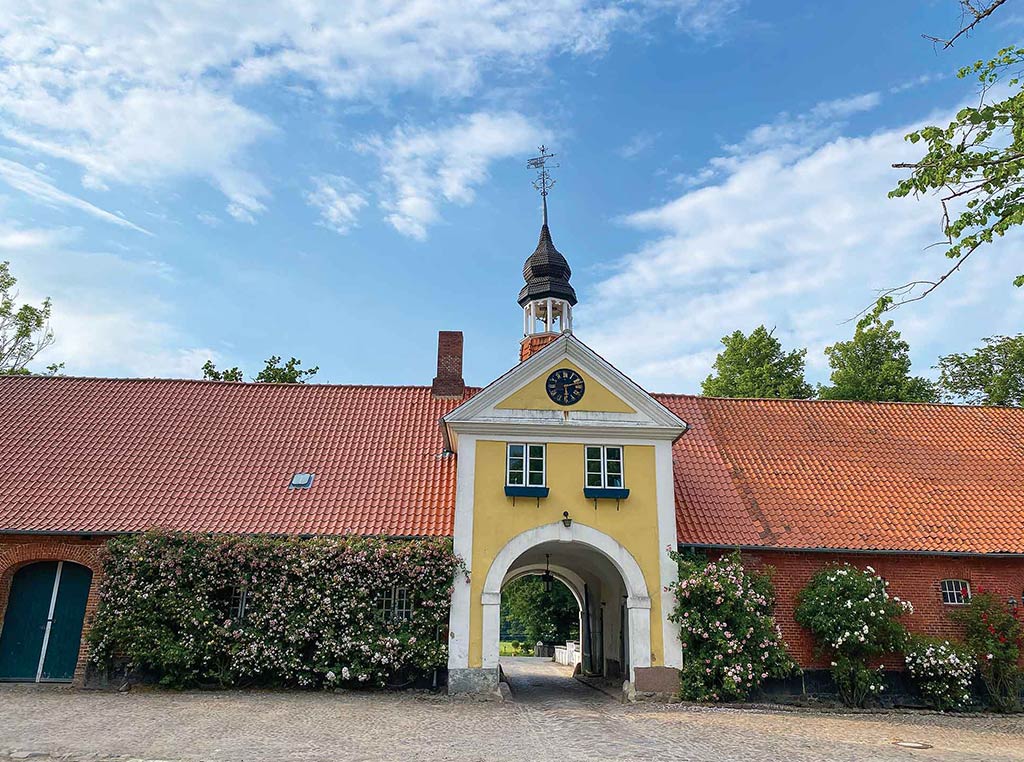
818, 311, 939, 403
0, 261, 61, 376
937, 334, 1024, 406
202, 355, 319, 384
888, 28, 1023, 303
701, 325, 813, 399
501, 576, 579, 646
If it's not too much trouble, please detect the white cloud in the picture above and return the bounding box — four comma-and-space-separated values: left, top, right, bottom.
0, 158, 151, 234
584, 98, 1024, 392
619, 130, 659, 159
362, 111, 549, 240
305, 176, 367, 235
0, 224, 73, 250
0, 2, 736, 223
1, 238, 218, 378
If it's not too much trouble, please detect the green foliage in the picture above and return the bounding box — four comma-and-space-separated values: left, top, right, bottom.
701, 325, 813, 399
904, 635, 976, 711
795, 564, 912, 707
818, 308, 938, 403
668, 551, 795, 702
951, 589, 1023, 712
89, 530, 463, 689
889, 46, 1024, 295
202, 355, 319, 383
501, 576, 579, 646
937, 334, 1024, 406
0, 261, 61, 376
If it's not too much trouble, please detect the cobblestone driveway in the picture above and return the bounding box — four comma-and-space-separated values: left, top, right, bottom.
1, 658, 1022, 762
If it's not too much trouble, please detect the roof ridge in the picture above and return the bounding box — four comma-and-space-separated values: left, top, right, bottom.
0, 376, 484, 391
653, 392, 1021, 411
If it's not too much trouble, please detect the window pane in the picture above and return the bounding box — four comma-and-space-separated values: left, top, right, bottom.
508, 470, 524, 485
508, 444, 525, 459
508, 457, 524, 471
529, 458, 544, 474
607, 473, 623, 488
585, 446, 602, 461
528, 445, 545, 459
605, 447, 622, 461
606, 460, 621, 475
527, 471, 544, 486
587, 472, 603, 487
586, 460, 602, 476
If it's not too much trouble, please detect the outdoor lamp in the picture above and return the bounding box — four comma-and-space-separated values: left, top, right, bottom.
541, 553, 554, 593
562, 511, 572, 528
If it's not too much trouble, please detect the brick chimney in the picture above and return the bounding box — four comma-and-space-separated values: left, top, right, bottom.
431, 331, 465, 398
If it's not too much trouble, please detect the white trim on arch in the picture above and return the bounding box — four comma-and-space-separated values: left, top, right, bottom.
480, 521, 652, 680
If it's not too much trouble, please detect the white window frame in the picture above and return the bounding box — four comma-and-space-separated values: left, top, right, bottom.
940, 579, 971, 605
506, 443, 546, 488
379, 585, 413, 622
229, 584, 249, 620
584, 445, 625, 489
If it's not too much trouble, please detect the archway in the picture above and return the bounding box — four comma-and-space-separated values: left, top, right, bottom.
0, 561, 93, 682
481, 521, 651, 686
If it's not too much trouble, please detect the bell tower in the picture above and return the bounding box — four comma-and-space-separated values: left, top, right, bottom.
519, 146, 577, 361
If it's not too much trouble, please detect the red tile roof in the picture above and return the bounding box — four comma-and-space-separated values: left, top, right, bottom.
658, 395, 1024, 554
0, 377, 471, 537
2, 377, 1023, 554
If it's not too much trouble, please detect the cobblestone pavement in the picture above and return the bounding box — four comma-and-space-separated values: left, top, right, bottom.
1, 658, 1022, 762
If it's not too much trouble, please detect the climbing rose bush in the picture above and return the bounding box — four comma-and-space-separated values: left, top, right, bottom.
904, 635, 975, 711
952, 588, 1023, 712
795, 564, 912, 707
89, 530, 464, 689
668, 551, 796, 702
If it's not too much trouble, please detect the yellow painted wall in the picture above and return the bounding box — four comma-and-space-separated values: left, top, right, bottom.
468, 439, 664, 668
495, 360, 636, 413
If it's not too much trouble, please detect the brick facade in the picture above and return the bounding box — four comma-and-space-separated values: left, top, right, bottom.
0, 534, 107, 685
724, 548, 1024, 668
520, 333, 560, 361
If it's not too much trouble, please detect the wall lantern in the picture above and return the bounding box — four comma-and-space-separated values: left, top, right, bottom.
541, 553, 554, 594
561, 511, 572, 528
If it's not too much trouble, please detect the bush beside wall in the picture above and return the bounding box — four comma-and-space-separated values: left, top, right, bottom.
88, 530, 463, 689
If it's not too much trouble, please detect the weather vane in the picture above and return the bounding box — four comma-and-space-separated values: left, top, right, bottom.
527, 145, 558, 226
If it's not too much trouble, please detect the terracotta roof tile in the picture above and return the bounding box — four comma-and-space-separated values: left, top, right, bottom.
0, 377, 473, 537
3, 377, 1023, 554
657, 395, 1024, 554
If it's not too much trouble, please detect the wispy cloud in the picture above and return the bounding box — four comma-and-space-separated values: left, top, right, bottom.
0, 159, 151, 235
306, 176, 368, 235
587, 96, 1024, 392
618, 130, 660, 159
361, 111, 549, 240
0, 2, 738, 226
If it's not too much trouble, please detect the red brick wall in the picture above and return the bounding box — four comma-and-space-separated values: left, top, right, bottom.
0, 534, 108, 685
520, 333, 559, 361
722, 549, 1024, 669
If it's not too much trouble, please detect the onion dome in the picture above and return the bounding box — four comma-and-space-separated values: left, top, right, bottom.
517, 224, 577, 307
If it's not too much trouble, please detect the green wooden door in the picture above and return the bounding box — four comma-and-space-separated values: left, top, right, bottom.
0, 561, 92, 682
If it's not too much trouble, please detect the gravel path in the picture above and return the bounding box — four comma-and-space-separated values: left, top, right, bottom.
1, 658, 1022, 762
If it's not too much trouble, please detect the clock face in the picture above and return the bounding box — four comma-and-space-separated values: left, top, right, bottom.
545, 368, 586, 406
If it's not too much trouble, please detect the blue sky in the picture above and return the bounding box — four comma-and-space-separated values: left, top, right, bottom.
1, 1, 1022, 392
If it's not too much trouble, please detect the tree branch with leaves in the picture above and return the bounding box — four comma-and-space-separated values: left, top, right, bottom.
887, 43, 1024, 306
0, 261, 61, 376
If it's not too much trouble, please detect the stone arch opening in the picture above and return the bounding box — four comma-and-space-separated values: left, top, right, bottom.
481, 521, 651, 684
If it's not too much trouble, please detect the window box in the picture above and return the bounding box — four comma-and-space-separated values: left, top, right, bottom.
504, 485, 550, 498
583, 487, 630, 500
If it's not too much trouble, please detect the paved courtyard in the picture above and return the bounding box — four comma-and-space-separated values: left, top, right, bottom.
1, 658, 1022, 762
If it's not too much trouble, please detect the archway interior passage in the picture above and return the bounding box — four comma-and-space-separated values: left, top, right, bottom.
0, 561, 92, 682
500, 541, 631, 681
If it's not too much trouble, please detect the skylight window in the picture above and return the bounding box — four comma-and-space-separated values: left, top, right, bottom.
289, 472, 315, 489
